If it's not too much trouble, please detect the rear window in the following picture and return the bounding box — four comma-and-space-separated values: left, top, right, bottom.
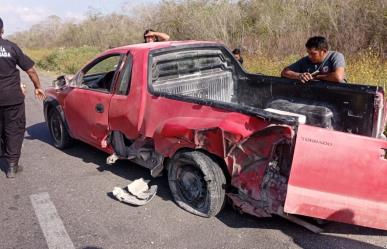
150, 48, 236, 102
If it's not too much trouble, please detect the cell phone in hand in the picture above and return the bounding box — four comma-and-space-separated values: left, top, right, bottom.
310, 70, 320, 76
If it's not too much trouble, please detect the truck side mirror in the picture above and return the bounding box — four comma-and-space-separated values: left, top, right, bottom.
52, 75, 72, 90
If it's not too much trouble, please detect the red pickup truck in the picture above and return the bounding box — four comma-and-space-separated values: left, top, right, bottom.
44, 41, 387, 231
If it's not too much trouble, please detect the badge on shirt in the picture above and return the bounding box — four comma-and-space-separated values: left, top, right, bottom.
0, 46, 11, 58
322, 66, 329, 73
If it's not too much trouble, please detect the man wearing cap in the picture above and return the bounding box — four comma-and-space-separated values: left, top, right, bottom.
0, 18, 46, 178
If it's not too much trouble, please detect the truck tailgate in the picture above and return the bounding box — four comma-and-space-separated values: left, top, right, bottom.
285, 124, 387, 230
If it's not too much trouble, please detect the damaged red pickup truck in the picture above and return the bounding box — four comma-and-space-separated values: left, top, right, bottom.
44, 41, 387, 231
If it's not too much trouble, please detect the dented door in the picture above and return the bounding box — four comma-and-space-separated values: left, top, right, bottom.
285, 124, 387, 230
64, 89, 112, 148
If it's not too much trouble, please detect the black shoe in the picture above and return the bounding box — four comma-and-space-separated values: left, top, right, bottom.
6, 163, 22, 178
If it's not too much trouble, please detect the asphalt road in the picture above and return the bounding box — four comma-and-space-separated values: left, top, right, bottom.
1, 71, 386, 249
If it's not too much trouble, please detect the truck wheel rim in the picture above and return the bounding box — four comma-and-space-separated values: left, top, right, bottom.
176, 165, 207, 208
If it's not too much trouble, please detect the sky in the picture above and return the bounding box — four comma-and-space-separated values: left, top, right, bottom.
0, 0, 157, 35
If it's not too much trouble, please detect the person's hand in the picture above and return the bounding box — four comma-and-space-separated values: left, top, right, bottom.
35, 88, 46, 101
20, 84, 26, 96
299, 72, 314, 83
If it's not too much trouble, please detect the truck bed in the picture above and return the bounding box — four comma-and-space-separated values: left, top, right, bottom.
150, 46, 384, 137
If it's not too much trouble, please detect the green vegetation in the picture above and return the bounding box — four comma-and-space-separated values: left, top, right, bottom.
11, 0, 385, 56
14, 0, 385, 84
25, 47, 101, 74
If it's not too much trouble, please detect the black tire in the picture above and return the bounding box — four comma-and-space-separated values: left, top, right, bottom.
47, 108, 73, 149
168, 150, 226, 217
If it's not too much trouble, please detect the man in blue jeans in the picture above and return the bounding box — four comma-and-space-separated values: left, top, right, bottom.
0, 17, 46, 178
281, 36, 346, 83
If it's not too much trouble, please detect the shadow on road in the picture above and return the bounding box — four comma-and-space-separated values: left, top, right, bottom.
25, 122, 172, 203
0, 158, 7, 176
25, 122, 52, 145
26, 122, 387, 248
217, 206, 385, 248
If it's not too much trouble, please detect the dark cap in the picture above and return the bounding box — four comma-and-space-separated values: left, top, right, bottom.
0, 18, 3, 29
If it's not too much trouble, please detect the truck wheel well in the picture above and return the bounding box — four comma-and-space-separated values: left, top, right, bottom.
46, 104, 53, 118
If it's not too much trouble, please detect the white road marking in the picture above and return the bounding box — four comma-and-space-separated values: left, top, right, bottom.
30, 192, 75, 249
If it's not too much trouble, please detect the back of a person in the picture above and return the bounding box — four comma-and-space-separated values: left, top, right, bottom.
0, 38, 26, 106
0, 17, 45, 179
0, 39, 23, 93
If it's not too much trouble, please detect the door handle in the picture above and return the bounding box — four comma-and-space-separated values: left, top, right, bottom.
95, 103, 104, 113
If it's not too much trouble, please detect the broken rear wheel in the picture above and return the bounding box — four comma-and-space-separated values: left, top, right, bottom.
168, 150, 226, 217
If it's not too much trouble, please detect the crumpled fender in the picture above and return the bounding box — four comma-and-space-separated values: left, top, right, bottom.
225, 124, 295, 216
152, 115, 268, 158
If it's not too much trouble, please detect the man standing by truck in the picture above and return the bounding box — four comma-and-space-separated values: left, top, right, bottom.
0, 17, 46, 178
281, 36, 346, 83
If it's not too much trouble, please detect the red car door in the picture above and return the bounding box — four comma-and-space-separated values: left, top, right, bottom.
64, 54, 123, 148
284, 124, 387, 230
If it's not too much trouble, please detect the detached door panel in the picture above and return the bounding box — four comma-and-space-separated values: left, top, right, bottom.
285, 124, 387, 230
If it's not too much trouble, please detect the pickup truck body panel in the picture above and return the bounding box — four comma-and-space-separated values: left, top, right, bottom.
64, 88, 111, 147
285, 124, 387, 230
109, 49, 146, 139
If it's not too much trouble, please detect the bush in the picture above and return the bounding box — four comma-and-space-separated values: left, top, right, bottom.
33, 47, 101, 74
9, 0, 386, 58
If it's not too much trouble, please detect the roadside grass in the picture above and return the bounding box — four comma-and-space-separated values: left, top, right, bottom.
25, 47, 101, 75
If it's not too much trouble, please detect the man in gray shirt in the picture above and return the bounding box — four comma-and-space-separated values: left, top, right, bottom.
281, 36, 346, 83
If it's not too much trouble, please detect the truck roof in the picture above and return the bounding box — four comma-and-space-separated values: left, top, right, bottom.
105, 40, 221, 54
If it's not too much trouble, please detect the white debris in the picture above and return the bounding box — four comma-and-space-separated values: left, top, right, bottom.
106, 153, 119, 165
128, 178, 151, 200
112, 179, 157, 206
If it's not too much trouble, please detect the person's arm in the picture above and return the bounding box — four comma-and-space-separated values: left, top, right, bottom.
281, 68, 314, 83
149, 31, 170, 41
281, 57, 314, 83
314, 67, 345, 82
26, 67, 46, 100
14, 45, 46, 100
281, 67, 301, 80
